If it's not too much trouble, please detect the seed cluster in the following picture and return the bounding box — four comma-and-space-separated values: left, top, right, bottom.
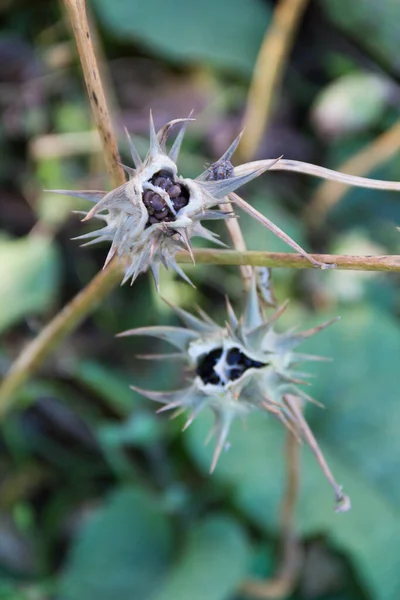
142, 170, 190, 227
205, 159, 235, 182
196, 346, 267, 386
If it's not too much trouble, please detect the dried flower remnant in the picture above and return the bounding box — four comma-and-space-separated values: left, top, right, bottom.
48, 115, 281, 288
119, 279, 350, 512
49, 114, 400, 286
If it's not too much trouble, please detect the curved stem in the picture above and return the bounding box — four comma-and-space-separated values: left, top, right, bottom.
303, 119, 400, 227
0, 263, 123, 419
219, 202, 253, 288
241, 432, 302, 599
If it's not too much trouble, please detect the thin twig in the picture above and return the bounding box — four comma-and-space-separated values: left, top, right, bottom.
177, 250, 400, 272
63, 0, 125, 188
284, 395, 350, 512
0, 263, 123, 419
303, 118, 400, 227
219, 202, 253, 288
238, 0, 308, 575
239, 0, 310, 161
0, 0, 125, 417
241, 432, 302, 599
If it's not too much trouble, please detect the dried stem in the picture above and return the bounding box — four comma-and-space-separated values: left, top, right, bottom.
241, 431, 302, 599
0, 263, 123, 419
177, 249, 400, 272
0, 0, 125, 417
239, 0, 310, 161
304, 118, 400, 227
238, 0, 308, 580
63, 0, 125, 188
219, 202, 253, 288
284, 395, 351, 512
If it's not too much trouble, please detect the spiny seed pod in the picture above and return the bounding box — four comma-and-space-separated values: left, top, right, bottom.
119, 279, 350, 512
48, 115, 274, 288
49, 114, 400, 287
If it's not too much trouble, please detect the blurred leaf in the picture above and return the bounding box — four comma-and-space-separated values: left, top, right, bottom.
185, 306, 400, 600
98, 411, 164, 448
311, 72, 392, 139
239, 194, 306, 253
61, 487, 173, 600
321, 0, 400, 71
68, 360, 134, 416
303, 306, 400, 507
0, 235, 60, 333
0, 585, 26, 600
152, 515, 250, 600
92, 0, 270, 74
328, 157, 400, 235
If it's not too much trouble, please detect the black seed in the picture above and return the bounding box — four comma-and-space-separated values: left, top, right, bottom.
151, 195, 166, 212
142, 190, 154, 205
196, 348, 223, 385
154, 169, 173, 180
180, 184, 190, 199
154, 208, 169, 219
208, 348, 223, 362
153, 177, 170, 190
250, 360, 267, 368
208, 373, 221, 385
148, 216, 159, 225
173, 196, 189, 210
226, 347, 242, 365
229, 368, 244, 381
242, 355, 255, 367
168, 184, 181, 198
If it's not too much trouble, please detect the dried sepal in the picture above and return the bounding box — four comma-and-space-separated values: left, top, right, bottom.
121, 278, 349, 511
48, 115, 273, 288
48, 115, 400, 287
242, 157, 400, 193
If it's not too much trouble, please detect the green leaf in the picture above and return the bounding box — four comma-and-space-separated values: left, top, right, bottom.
0, 235, 60, 333
184, 307, 400, 600
68, 360, 135, 416
61, 487, 173, 600
321, 0, 400, 70
92, 0, 270, 75
303, 306, 400, 508
152, 515, 250, 600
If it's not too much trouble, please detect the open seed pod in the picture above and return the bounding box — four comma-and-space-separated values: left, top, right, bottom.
48, 115, 274, 288
119, 278, 350, 513
49, 114, 400, 288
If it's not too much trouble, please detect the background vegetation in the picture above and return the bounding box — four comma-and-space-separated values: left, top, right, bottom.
0, 0, 399, 599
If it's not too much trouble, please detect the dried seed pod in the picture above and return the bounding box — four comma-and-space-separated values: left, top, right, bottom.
48, 114, 400, 286
48, 114, 272, 288
119, 278, 350, 512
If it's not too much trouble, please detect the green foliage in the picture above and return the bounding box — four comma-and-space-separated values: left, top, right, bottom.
185, 307, 400, 600
1, 1, 400, 598
92, 0, 270, 74
321, 0, 400, 69
61, 488, 174, 600
152, 516, 250, 600
0, 235, 60, 333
